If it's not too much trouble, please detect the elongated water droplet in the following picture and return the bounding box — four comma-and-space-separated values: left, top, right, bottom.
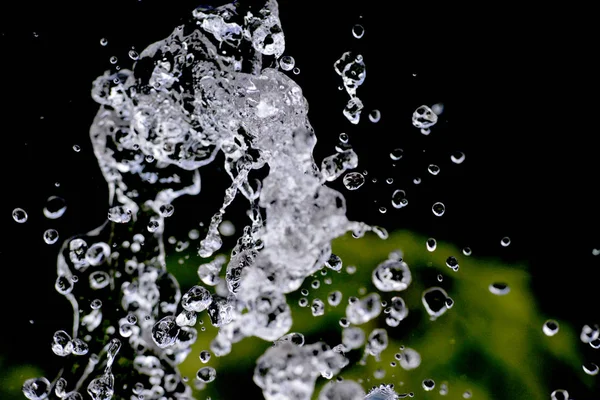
352, 24, 364, 39
489, 282, 510, 295
422, 379, 435, 391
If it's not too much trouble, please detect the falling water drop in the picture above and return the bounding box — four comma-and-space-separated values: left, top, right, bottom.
22, 377, 51, 400
343, 172, 365, 190
391, 190, 408, 209
390, 148, 403, 160
99, 38, 108, 46
428, 164, 440, 175
489, 282, 510, 295
43, 196, 67, 219
128, 50, 139, 60
12, 208, 28, 223
196, 367, 216, 383
550, 389, 569, 400
501, 236, 511, 247
432, 202, 445, 216
582, 362, 599, 376
352, 24, 365, 39
369, 109, 381, 123
279, 55, 295, 71
422, 379, 435, 391
43, 229, 59, 245
426, 238, 437, 252
543, 320, 560, 336
199, 350, 211, 364
451, 151, 465, 164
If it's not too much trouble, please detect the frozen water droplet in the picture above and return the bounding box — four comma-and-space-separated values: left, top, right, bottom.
432, 202, 445, 216
43, 196, 67, 219
428, 164, 440, 175
279, 55, 295, 71
352, 24, 365, 39
312, 298, 325, 316
489, 282, 510, 295
128, 50, 139, 60
369, 109, 381, 123
107, 206, 132, 223
343, 172, 365, 190
391, 190, 408, 209
199, 350, 211, 363
550, 389, 569, 400
72, 144, 81, 152
197, 367, 216, 383
22, 377, 51, 400
543, 320, 560, 336
412, 105, 438, 129
12, 208, 28, 223
583, 362, 599, 376
328, 291, 342, 306
43, 229, 59, 245
501, 236, 511, 247
426, 238, 437, 252
372, 258, 412, 291
390, 148, 403, 161
451, 151, 465, 164
422, 287, 451, 320
422, 379, 435, 391
446, 256, 459, 271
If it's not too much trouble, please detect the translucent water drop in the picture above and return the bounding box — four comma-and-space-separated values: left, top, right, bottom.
87, 373, 114, 400
422, 287, 451, 320
451, 151, 465, 164
109, 56, 118, 64
54, 378, 67, 398
181, 286, 212, 312
90, 299, 102, 309
446, 256, 459, 271
72, 338, 89, 355
85, 242, 110, 266
159, 203, 174, 217
43, 196, 67, 219
583, 362, 599, 376
346, 293, 382, 324
328, 290, 342, 306
501, 236, 511, 247
43, 229, 59, 245
372, 259, 412, 291
426, 238, 437, 252
439, 382, 448, 395
580, 324, 600, 343
389, 296, 408, 321
422, 379, 435, 391
279, 55, 295, 71
489, 282, 510, 295
391, 190, 408, 209
352, 24, 365, 39
413, 177, 421, 184
72, 144, 81, 152
292, 67, 300, 75
275, 332, 305, 347
373, 368, 386, 379
339, 132, 349, 143
428, 164, 440, 175
128, 50, 139, 60
152, 316, 180, 348
346, 265, 357, 274
343, 172, 365, 190
312, 298, 325, 316
398, 348, 421, 370
107, 206, 132, 223
369, 109, 381, 123
462, 247, 472, 256
199, 350, 211, 363
390, 148, 403, 160
412, 105, 438, 129
298, 298, 308, 307
379, 207, 387, 214
342, 327, 365, 350
301, 289, 309, 296
218, 220, 235, 236
311, 280, 321, 289
22, 377, 51, 400
339, 318, 350, 327
550, 389, 569, 400
432, 202, 445, 216
89, 271, 110, 290
318, 380, 365, 400
52, 330, 73, 356
99, 38, 108, 46
196, 367, 216, 383
543, 320, 560, 336
12, 207, 28, 223
147, 219, 160, 232
462, 390, 472, 399
437, 274, 444, 282
325, 254, 343, 271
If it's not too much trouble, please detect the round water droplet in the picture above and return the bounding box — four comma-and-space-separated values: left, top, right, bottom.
342, 172, 365, 191
379, 206, 387, 214
328, 290, 342, 306
413, 177, 421, 184
196, 367, 216, 383
369, 109, 381, 123
279, 55, 295, 71
550, 389, 569, 400
292, 67, 300, 75
311, 280, 320, 289
543, 319, 560, 336
352, 24, 365, 39
583, 362, 599, 376
218, 220, 235, 236
199, 350, 211, 363
372, 259, 412, 292
43, 229, 59, 245
391, 190, 408, 209
90, 299, 102, 309
426, 238, 437, 252
451, 151, 466, 164
325, 253, 343, 271
128, 50, 139, 60
147, 219, 160, 232
22, 377, 51, 400
501, 236, 511, 247
463, 390, 472, 399
422, 287, 451, 320
72, 144, 80, 152
339, 132, 349, 143
298, 298, 308, 307
432, 202, 445, 216
43, 196, 67, 219
301, 289, 309, 296
398, 347, 421, 370
100, 38, 108, 46
12, 208, 28, 223
428, 164, 440, 175
446, 256, 459, 271
390, 148, 404, 161
159, 203, 174, 217
109, 56, 118, 64
422, 379, 435, 391
489, 282, 510, 295
463, 247, 472, 256
312, 298, 325, 316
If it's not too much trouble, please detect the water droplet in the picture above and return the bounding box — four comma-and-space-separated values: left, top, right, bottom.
342, 172, 365, 191
462, 390, 472, 399
379, 206, 387, 214
22, 377, 51, 400
147, 219, 160, 232
43, 196, 67, 219
109, 56, 118, 64
328, 290, 342, 306
292, 67, 300, 75
445, 256, 459, 271
279, 55, 295, 71
398, 347, 421, 370
389, 296, 408, 322
391, 190, 408, 209
128, 50, 139, 60
437, 274, 444, 282
325, 254, 343, 271
439, 382, 448, 396
422, 379, 435, 391
428, 164, 440, 175
412, 105, 438, 129
583, 362, 599, 376
390, 148, 403, 161
352, 24, 365, 39
413, 177, 421, 185
151, 316, 180, 348
426, 238, 437, 252
489, 282, 510, 295
199, 350, 211, 363
107, 206, 132, 223
73, 144, 81, 152
72, 338, 89, 355
342, 327, 365, 349
159, 203, 174, 217
312, 298, 325, 316
543, 319, 560, 336
311, 280, 320, 289
90, 299, 102, 309
43, 229, 59, 245
346, 293, 382, 324
462, 247, 472, 256
372, 258, 412, 292
52, 330, 73, 356
432, 202, 445, 216
369, 109, 381, 123
550, 389, 569, 400
182, 286, 212, 312
218, 220, 235, 236
422, 287, 451, 320
339, 133, 349, 143
12, 208, 28, 223
100, 38, 108, 46
580, 324, 600, 343
196, 367, 216, 383
298, 298, 308, 307
501, 236, 511, 247
451, 151, 465, 164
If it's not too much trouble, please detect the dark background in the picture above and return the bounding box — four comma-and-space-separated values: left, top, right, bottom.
1, 0, 598, 388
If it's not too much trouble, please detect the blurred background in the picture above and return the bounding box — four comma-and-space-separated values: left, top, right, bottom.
0, 0, 599, 399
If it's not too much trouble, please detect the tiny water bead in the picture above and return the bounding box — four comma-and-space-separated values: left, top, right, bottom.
12, 207, 28, 223
292, 67, 300, 75
462, 247, 472, 256
43, 229, 59, 245
501, 236, 511, 247
328, 290, 342, 306
413, 177, 421, 185
298, 298, 308, 307
428, 164, 440, 175
343, 172, 365, 190
352, 24, 365, 39
451, 151, 466, 164
73, 144, 81, 152
369, 109, 381, 123
426, 238, 437, 252
100, 37, 108, 46
432, 202, 445, 216
550, 389, 569, 400
390, 148, 404, 160
91, 299, 102, 309
462, 390, 472, 399
109, 56, 118, 64
128, 49, 139, 60
311, 280, 320, 289
391, 190, 408, 209
43, 196, 67, 219
582, 362, 599, 376
196, 367, 216, 383
199, 350, 211, 364
446, 256, 459, 271
422, 287, 452, 320
301, 289, 309, 296
489, 282, 510, 295
379, 206, 387, 214
543, 319, 560, 336
279, 55, 295, 71
412, 105, 438, 129
422, 379, 435, 391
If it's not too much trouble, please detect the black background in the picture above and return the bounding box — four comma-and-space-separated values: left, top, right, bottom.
0, 0, 599, 388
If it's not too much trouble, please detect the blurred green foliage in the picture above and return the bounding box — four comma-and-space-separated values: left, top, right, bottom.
4, 230, 594, 400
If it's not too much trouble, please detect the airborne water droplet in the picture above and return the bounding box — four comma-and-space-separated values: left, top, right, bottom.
501, 236, 511, 247
128, 50, 139, 60
343, 172, 365, 190
12, 208, 28, 223
451, 151, 465, 164
390, 148, 403, 160
43, 196, 67, 219
445, 256, 459, 271
422, 287, 451, 320
369, 109, 381, 123
109, 56, 118, 64
279, 55, 295, 71
311, 298, 325, 316
352, 24, 365, 39
99, 38, 108, 46
462, 247, 472, 256
550, 389, 569, 400
43, 229, 59, 245
583, 362, 599, 376
22, 377, 51, 400
196, 367, 216, 383
412, 105, 438, 129
199, 350, 211, 364
422, 379, 435, 391
391, 190, 408, 209
428, 164, 440, 175
543, 319, 560, 336
426, 238, 437, 252
489, 282, 510, 295
73, 144, 81, 152
432, 202, 445, 216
